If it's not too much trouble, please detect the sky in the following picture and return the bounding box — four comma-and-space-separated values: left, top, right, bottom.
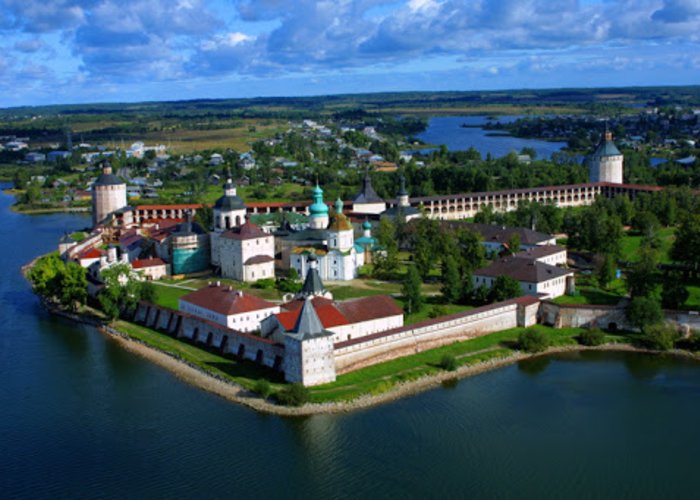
1, 0, 700, 108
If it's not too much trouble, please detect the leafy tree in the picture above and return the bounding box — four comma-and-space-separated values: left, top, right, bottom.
507, 233, 521, 254
194, 205, 213, 230
626, 296, 663, 331
625, 248, 658, 298
596, 253, 616, 290
57, 262, 88, 312
455, 227, 485, 275
254, 379, 272, 398
401, 265, 423, 314
661, 272, 689, 310
518, 328, 549, 353
671, 214, 700, 272
27, 253, 87, 312
275, 383, 310, 406
578, 328, 605, 346
489, 275, 522, 302
440, 255, 461, 304
98, 264, 153, 320
640, 323, 678, 351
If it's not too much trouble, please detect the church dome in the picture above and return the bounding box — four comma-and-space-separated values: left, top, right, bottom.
309, 184, 329, 216
362, 220, 372, 231
214, 193, 246, 210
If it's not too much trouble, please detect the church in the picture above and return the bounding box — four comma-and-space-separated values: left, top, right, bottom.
285, 186, 375, 282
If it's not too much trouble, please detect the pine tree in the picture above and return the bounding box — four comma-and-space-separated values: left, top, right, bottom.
402, 265, 423, 314
440, 255, 461, 304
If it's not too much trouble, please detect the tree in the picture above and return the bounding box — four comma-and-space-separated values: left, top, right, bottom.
27, 253, 87, 312
194, 205, 213, 230
661, 272, 689, 310
507, 233, 521, 254
56, 262, 88, 312
440, 255, 461, 304
578, 328, 605, 346
625, 248, 658, 298
275, 383, 310, 406
401, 265, 423, 314
640, 323, 678, 351
596, 253, 616, 290
518, 328, 549, 353
489, 275, 522, 302
626, 296, 663, 331
671, 214, 700, 272
98, 264, 154, 320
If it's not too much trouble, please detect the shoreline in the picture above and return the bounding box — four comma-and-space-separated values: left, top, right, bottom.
24, 260, 700, 417
58, 301, 697, 416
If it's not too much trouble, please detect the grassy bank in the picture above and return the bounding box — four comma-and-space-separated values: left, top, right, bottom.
112, 317, 591, 405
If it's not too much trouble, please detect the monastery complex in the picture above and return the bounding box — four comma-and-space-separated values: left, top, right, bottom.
56, 131, 665, 386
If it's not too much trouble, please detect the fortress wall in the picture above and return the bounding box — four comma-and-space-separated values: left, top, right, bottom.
333, 301, 536, 375
133, 302, 284, 371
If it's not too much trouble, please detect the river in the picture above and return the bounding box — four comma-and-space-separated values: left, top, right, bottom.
416, 116, 567, 159
3, 185, 700, 498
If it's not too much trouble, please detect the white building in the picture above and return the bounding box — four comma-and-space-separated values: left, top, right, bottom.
210, 175, 248, 267
472, 256, 574, 300
382, 176, 421, 222
219, 222, 275, 282
514, 245, 568, 267
352, 173, 386, 215
290, 198, 367, 281
588, 130, 623, 184
132, 258, 169, 280
91, 164, 127, 227
178, 283, 280, 333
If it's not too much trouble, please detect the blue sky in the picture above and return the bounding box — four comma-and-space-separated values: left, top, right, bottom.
1, 0, 700, 108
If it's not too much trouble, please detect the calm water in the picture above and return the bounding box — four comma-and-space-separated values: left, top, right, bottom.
417, 116, 567, 159
3, 184, 700, 499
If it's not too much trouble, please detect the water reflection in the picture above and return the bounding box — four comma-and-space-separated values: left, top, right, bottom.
518, 356, 551, 376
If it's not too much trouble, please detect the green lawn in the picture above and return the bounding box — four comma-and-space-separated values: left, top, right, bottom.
620, 227, 675, 264
115, 320, 285, 391
553, 278, 626, 306
308, 325, 585, 403
151, 283, 196, 309
112, 316, 588, 405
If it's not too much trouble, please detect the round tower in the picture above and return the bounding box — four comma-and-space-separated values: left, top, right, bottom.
588, 130, 623, 184
397, 175, 410, 207
92, 163, 127, 227
308, 184, 329, 230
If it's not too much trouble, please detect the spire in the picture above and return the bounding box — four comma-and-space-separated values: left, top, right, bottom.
398, 175, 408, 196
299, 255, 327, 298
290, 297, 326, 339
224, 168, 236, 197
334, 198, 343, 215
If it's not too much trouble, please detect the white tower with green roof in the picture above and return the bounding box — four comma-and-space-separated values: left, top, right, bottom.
308, 184, 329, 229
588, 130, 623, 184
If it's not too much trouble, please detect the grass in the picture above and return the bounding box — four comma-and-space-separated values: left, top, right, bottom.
114, 320, 285, 391
151, 283, 195, 309
620, 227, 675, 264
308, 325, 585, 403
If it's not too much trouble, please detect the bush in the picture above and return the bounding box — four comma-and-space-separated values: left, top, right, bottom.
578, 328, 606, 346
253, 278, 275, 290
640, 323, 679, 351
518, 329, 549, 353
428, 305, 448, 319
275, 383, 310, 406
253, 379, 272, 398
439, 354, 458, 371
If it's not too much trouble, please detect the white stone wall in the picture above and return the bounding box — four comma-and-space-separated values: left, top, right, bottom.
353, 202, 386, 215
179, 298, 279, 332
242, 261, 275, 282
220, 235, 274, 282
473, 272, 573, 299
135, 264, 169, 281
590, 154, 623, 184
328, 229, 354, 252
532, 250, 567, 266
334, 301, 527, 374
215, 208, 246, 231
330, 314, 404, 343
285, 335, 336, 386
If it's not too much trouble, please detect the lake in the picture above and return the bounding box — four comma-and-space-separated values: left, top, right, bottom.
416, 116, 568, 159
3, 185, 700, 498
